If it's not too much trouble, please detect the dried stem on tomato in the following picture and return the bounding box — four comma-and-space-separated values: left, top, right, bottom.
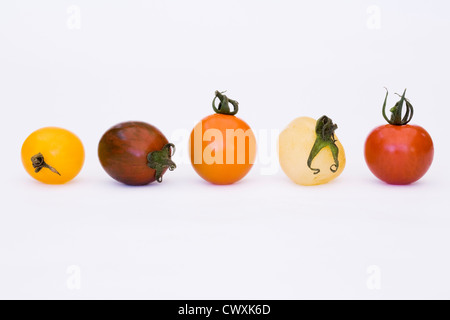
212, 91, 239, 116
31, 153, 61, 176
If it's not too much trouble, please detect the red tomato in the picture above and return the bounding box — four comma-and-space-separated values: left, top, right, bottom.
364, 89, 434, 185
365, 124, 434, 185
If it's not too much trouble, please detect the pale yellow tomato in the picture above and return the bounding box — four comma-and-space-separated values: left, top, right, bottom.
21, 127, 85, 184
278, 116, 345, 186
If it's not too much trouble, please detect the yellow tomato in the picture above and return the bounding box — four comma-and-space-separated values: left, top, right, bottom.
21, 127, 85, 184
278, 116, 345, 186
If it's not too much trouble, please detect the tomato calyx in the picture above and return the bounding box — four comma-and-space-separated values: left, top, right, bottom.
147, 143, 177, 183
382, 88, 414, 126
307, 116, 340, 175
212, 90, 239, 116
31, 153, 61, 176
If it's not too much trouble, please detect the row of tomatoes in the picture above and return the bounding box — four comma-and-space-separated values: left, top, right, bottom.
21, 90, 434, 186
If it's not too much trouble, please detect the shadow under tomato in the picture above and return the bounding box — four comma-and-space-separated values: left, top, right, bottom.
365, 176, 427, 188
280, 175, 346, 188
21, 175, 85, 188
101, 177, 177, 189
193, 176, 254, 188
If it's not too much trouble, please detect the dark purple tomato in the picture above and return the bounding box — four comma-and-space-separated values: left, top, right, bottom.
98, 121, 176, 186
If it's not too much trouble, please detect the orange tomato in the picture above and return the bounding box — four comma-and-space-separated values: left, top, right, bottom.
21, 127, 85, 184
189, 91, 256, 185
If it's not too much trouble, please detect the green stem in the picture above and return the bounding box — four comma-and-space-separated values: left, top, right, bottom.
212, 91, 239, 115
382, 88, 414, 125
307, 116, 339, 175
147, 143, 176, 183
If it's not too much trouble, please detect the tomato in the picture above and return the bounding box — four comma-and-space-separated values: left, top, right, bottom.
279, 116, 346, 186
189, 91, 256, 185
98, 121, 176, 186
365, 125, 433, 185
21, 127, 85, 184
364, 89, 434, 185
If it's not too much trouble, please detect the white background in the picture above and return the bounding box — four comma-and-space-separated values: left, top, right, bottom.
1, 0, 449, 299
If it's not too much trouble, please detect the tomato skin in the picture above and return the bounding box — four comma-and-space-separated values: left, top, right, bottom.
189, 114, 256, 185
21, 127, 85, 184
364, 124, 434, 185
98, 122, 170, 186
